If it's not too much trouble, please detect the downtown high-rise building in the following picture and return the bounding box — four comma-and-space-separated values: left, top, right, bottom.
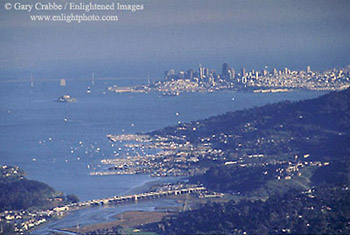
222, 63, 230, 79
230, 68, 235, 79
199, 64, 204, 80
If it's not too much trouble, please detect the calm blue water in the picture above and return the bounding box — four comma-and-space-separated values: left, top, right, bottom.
0, 78, 326, 201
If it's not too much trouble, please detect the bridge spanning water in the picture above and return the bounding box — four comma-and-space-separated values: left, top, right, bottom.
54, 187, 206, 212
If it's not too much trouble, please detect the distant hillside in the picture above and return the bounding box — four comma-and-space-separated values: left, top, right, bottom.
151, 89, 350, 161
149, 89, 350, 194
142, 90, 350, 235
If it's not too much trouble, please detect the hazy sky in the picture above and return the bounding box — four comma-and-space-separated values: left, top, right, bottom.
1, 0, 350, 79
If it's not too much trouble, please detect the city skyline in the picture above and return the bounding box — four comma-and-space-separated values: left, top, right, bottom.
164, 63, 349, 80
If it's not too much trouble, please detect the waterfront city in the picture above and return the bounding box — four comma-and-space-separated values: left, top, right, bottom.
108, 64, 350, 95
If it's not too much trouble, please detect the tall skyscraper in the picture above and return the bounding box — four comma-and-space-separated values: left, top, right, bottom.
205, 68, 210, 78
199, 64, 204, 80
222, 63, 230, 79
230, 68, 235, 79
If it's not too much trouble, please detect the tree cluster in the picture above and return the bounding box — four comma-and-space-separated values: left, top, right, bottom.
149, 185, 350, 234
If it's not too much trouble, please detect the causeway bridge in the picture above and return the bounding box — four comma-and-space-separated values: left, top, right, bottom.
55, 187, 206, 212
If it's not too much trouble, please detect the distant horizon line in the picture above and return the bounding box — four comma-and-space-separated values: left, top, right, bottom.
0, 76, 154, 84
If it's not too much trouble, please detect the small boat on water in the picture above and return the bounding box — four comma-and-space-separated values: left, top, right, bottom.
56, 94, 76, 103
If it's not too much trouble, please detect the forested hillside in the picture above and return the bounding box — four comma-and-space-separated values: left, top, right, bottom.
145, 89, 350, 234
0, 166, 64, 212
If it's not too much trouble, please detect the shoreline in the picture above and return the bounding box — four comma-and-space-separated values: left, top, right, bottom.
31, 197, 182, 234
30, 176, 184, 234
126, 176, 186, 195
57, 193, 236, 234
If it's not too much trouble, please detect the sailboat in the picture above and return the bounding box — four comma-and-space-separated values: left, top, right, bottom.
87, 73, 94, 93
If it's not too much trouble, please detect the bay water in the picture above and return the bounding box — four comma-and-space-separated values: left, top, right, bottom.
0, 78, 325, 201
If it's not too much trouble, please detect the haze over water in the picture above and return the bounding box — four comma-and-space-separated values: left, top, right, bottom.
1, 1, 350, 79
0, 78, 326, 201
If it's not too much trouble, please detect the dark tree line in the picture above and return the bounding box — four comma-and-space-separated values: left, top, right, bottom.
0, 178, 56, 211
0, 166, 79, 212
147, 185, 350, 235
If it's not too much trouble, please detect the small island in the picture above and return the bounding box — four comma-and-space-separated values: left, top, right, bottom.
56, 94, 76, 103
